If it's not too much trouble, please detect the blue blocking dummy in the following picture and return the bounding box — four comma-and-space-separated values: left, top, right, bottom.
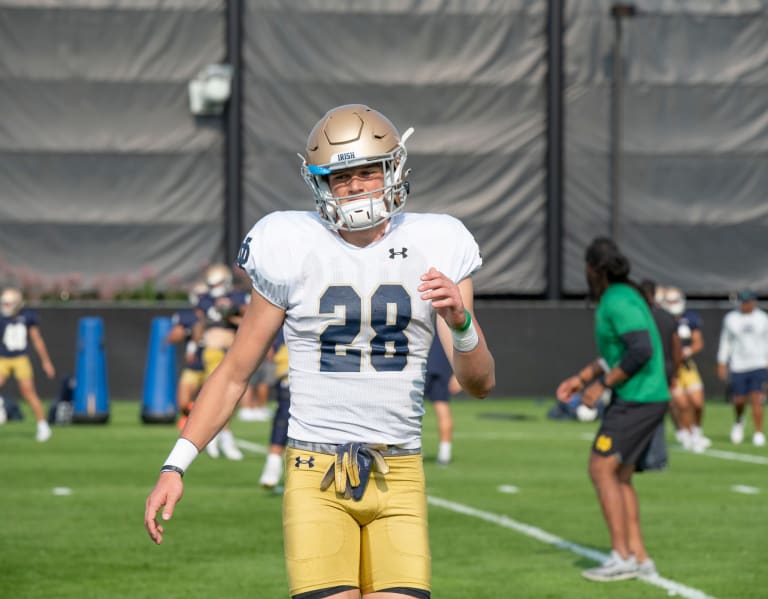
73, 317, 110, 423
141, 317, 177, 424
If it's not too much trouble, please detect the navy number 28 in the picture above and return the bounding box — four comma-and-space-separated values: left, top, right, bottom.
319, 284, 411, 372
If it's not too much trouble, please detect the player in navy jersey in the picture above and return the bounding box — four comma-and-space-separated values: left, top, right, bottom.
0, 288, 55, 441
257, 329, 290, 488
166, 281, 208, 430
193, 264, 248, 460
424, 337, 461, 465
662, 287, 710, 452
146, 104, 495, 599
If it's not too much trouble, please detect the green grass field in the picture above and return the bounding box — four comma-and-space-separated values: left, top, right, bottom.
1, 397, 765, 599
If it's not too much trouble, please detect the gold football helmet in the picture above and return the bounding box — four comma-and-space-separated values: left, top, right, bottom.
1, 287, 23, 318
300, 104, 414, 231
204, 264, 233, 298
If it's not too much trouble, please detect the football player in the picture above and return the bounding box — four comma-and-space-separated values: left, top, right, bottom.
663, 287, 710, 452
424, 336, 462, 465
166, 280, 208, 430
192, 263, 248, 460
145, 104, 495, 599
0, 287, 55, 441
717, 289, 768, 446
257, 329, 290, 489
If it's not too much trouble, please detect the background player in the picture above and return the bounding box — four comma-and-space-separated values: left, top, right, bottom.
257, 329, 290, 489
717, 288, 768, 446
193, 263, 247, 460
557, 238, 668, 582
166, 280, 208, 429
662, 287, 710, 452
0, 287, 55, 442
424, 336, 462, 465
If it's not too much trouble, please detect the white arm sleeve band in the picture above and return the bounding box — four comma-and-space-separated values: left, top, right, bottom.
163, 438, 200, 472
452, 319, 480, 353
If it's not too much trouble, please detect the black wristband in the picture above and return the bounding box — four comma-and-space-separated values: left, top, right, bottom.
160, 464, 185, 478
598, 374, 611, 389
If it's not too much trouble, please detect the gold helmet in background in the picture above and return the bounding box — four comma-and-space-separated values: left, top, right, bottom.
1, 287, 23, 318
662, 286, 686, 317
300, 104, 414, 231
205, 264, 233, 298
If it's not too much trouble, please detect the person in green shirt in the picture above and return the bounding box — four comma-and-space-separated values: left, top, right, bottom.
557, 237, 670, 583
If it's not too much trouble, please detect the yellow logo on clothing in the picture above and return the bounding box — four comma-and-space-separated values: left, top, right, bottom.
596, 435, 612, 452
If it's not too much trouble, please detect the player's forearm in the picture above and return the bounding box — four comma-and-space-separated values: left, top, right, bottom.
31, 334, 53, 365
575, 360, 627, 388
453, 342, 495, 398
576, 359, 604, 385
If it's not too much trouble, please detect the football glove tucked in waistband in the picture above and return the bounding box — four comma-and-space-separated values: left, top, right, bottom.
319, 442, 390, 501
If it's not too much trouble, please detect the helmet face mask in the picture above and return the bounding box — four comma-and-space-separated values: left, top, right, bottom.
205, 264, 233, 298
300, 104, 413, 231
1, 288, 23, 318
662, 287, 686, 317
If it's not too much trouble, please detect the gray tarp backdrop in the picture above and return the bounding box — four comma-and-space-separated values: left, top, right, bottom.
564, 0, 768, 295
242, 1, 549, 295
1, 0, 767, 297
0, 0, 226, 293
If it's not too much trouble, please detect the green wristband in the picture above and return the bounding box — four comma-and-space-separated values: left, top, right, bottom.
453, 310, 472, 332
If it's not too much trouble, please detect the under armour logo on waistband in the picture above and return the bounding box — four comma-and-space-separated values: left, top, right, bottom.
389, 247, 408, 259
295, 456, 315, 469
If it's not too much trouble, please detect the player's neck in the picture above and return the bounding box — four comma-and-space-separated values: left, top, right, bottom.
338, 222, 388, 248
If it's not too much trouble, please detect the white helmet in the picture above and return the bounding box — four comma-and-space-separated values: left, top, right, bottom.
300, 104, 414, 231
662, 287, 686, 316
205, 264, 233, 298
1, 288, 23, 318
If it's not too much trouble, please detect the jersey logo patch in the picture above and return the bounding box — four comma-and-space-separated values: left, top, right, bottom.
237, 236, 251, 266
295, 456, 315, 469
388, 247, 408, 259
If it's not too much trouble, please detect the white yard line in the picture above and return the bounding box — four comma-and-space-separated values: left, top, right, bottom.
235, 439, 268, 454
428, 495, 717, 599
458, 433, 768, 464
691, 447, 768, 465
731, 484, 760, 495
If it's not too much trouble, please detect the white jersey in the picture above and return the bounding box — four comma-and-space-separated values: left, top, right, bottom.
717, 308, 768, 373
239, 211, 482, 448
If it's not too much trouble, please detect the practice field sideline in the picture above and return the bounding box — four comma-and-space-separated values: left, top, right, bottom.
1, 398, 764, 598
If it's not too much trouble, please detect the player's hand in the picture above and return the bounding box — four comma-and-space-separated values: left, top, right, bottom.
418, 267, 465, 328
581, 382, 604, 408
43, 360, 55, 379
717, 363, 728, 382
556, 376, 582, 403
144, 472, 184, 545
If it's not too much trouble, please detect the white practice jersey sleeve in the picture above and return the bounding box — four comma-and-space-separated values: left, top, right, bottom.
239, 211, 482, 448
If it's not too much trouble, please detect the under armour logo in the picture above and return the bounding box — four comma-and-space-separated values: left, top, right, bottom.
389, 247, 408, 259
295, 456, 315, 469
